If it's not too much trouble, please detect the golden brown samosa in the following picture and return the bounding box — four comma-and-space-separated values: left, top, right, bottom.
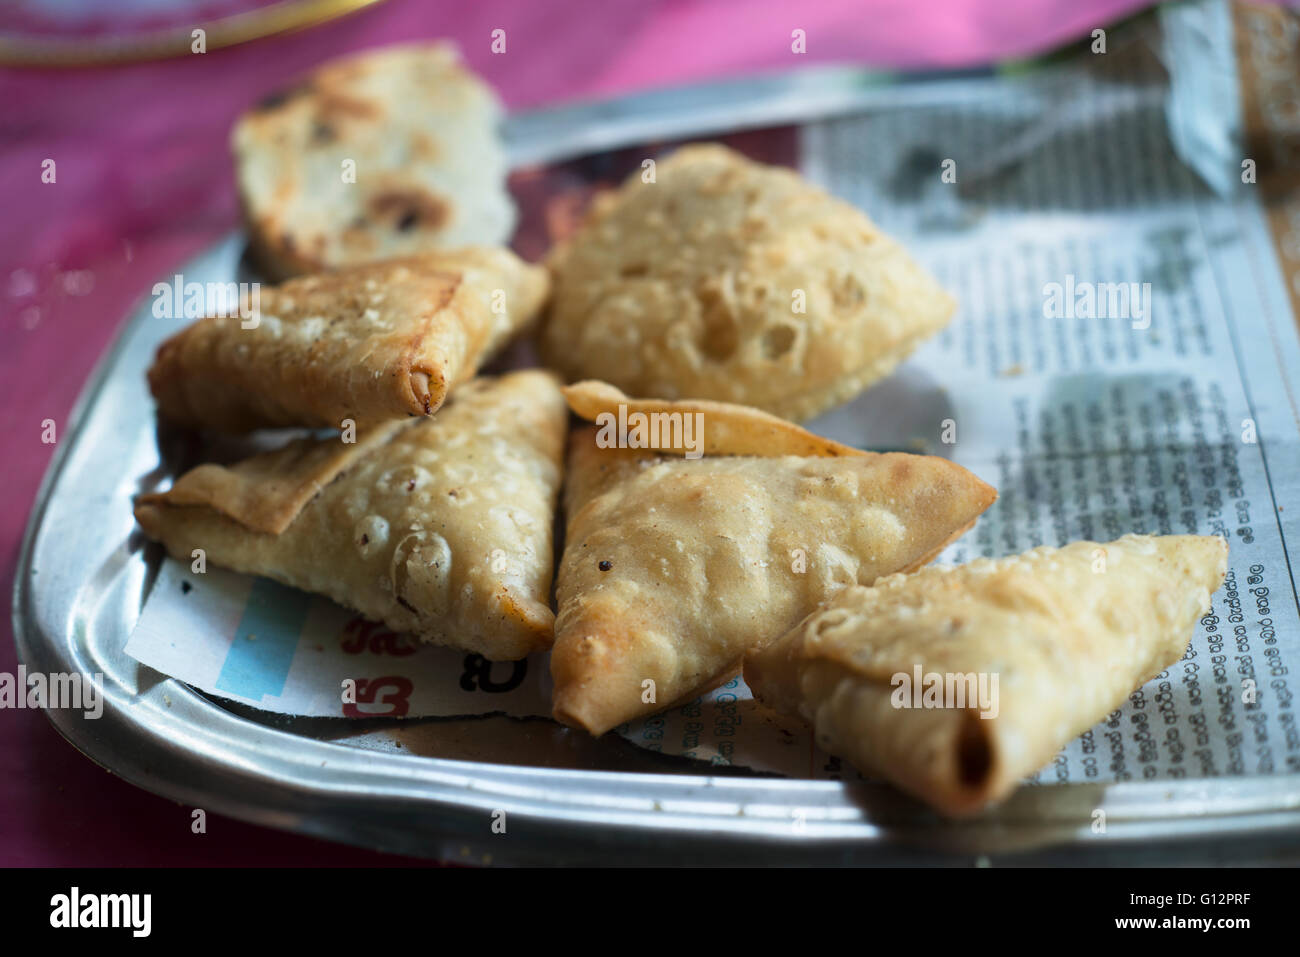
745, 535, 1229, 816
552, 423, 997, 734
148, 247, 547, 432
136, 371, 566, 660
234, 42, 515, 280
542, 144, 954, 422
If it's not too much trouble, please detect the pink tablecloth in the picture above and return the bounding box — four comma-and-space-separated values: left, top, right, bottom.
0, 0, 1150, 865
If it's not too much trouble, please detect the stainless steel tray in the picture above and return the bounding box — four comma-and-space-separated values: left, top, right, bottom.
15, 71, 1300, 865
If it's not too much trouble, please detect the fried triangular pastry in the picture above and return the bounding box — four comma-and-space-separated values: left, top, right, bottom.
541, 144, 955, 422
234, 42, 515, 280
135, 371, 566, 659
148, 247, 548, 432
745, 535, 1229, 816
551, 427, 997, 734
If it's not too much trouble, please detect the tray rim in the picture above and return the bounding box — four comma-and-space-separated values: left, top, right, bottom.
15, 61, 1300, 864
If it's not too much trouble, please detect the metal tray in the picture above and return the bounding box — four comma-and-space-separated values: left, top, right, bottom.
15, 71, 1300, 865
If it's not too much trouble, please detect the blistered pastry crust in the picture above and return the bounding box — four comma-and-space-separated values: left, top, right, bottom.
148, 248, 548, 432
745, 534, 1229, 816
551, 429, 997, 734
233, 42, 515, 279
542, 144, 955, 421
135, 371, 567, 660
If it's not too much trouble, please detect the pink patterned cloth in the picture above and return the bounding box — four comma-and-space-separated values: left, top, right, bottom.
0, 0, 1151, 865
